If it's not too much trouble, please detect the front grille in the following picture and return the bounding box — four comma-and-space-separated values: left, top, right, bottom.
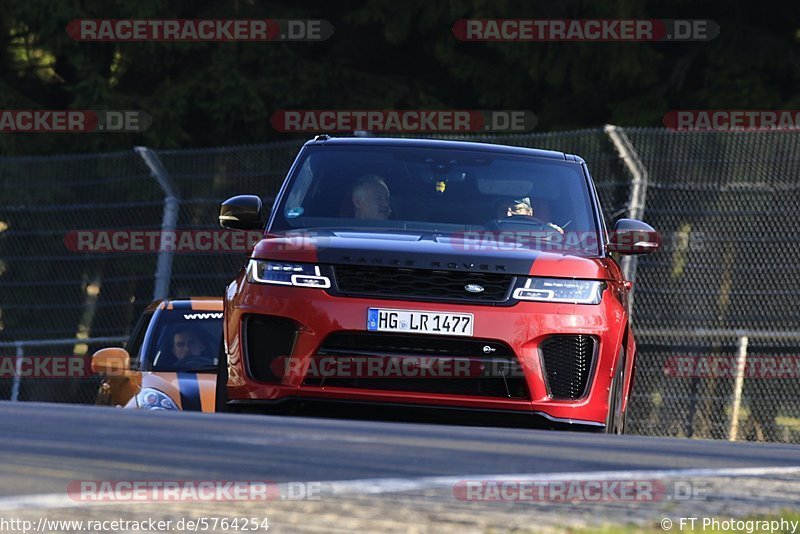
320, 332, 514, 357
303, 332, 529, 399
332, 265, 513, 303
539, 335, 597, 400
244, 315, 298, 383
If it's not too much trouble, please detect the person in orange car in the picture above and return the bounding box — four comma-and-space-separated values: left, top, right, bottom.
157, 327, 213, 370
92, 299, 223, 412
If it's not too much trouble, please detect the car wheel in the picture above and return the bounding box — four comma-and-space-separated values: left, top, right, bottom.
215, 338, 228, 413
605, 349, 626, 435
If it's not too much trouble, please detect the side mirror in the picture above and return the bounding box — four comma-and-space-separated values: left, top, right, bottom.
219, 195, 267, 231
607, 218, 660, 255
91, 347, 130, 376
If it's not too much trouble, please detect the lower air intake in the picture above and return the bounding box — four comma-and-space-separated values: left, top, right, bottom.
539, 335, 597, 400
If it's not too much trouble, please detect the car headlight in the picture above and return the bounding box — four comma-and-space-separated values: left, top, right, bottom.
247, 260, 331, 288
136, 388, 179, 411
513, 278, 605, 304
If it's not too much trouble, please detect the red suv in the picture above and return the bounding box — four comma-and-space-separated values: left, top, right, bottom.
219, 136, 659, 432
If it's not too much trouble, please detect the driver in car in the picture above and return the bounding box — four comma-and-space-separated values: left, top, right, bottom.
170, 328, 210, 365
505, 197, 565, 234
506, 197, 534, 217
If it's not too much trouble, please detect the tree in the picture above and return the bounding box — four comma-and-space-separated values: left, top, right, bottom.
0, 0, 797, 155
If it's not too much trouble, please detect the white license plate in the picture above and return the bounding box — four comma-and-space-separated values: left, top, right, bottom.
367, 308, 474, 337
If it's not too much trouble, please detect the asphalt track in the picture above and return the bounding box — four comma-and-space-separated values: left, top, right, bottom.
1, 401, 800, 500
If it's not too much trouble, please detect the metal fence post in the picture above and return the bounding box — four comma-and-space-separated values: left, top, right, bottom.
11, 342, 22, 402
604, 125, 650, 317
728, 335, 749, 441
134, 147, 179, 301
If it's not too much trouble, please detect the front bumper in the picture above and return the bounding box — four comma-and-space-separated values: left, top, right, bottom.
228, 397, 606, 431
224, 273, 627, 425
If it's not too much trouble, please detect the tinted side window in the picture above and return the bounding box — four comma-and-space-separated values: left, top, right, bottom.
125, 311, 154, 370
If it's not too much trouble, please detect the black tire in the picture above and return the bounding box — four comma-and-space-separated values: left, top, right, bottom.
605, 349, 626, 435
215, 338, 229, 413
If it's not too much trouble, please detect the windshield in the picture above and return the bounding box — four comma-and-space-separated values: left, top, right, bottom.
272, 145, 601, 255
145, 310, 223, 372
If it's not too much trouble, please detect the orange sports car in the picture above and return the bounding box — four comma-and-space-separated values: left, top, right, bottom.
92, 298, 224, 412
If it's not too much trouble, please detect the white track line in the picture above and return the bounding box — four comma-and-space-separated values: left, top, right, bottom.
1, 465, 799, 510
322, 465, 800, 495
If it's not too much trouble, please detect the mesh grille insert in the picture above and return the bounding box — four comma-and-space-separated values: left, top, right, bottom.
539, 335, 597, 400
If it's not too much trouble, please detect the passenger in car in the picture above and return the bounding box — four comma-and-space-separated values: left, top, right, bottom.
352, 174, 392, 220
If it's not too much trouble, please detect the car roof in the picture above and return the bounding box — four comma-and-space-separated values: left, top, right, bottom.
144, 298, 223, 313
303, 136, 570, 161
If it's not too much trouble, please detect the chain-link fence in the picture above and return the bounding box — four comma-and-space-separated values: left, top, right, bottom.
622, 129, 800, 443
1, 128, 798, 442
